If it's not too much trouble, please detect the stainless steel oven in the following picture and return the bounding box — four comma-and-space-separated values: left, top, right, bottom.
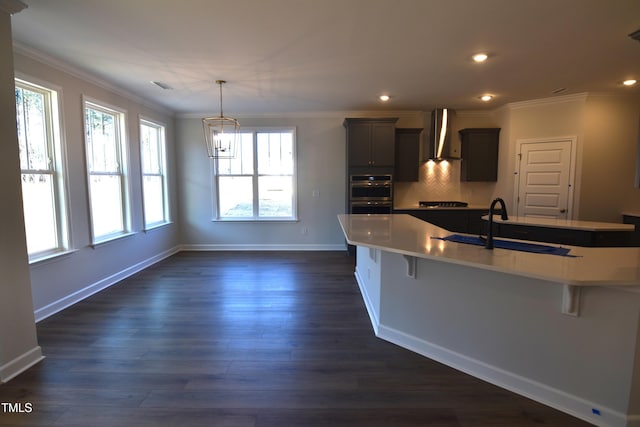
349, 174, 393, 214
350, 174, 392, 200
350, 200, 393, 214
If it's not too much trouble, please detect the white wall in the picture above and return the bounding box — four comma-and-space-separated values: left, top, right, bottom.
581, 94, 640, 221
12, 50, 180, 319
495, 94, 587, 216
177, 115, 349, 249
375, 251, 640, 427
0, 5, 42, 383
493, 93, 640, 222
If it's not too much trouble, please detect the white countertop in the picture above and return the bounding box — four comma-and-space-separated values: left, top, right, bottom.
480, 215, 635, 231
338, 214, 640, 287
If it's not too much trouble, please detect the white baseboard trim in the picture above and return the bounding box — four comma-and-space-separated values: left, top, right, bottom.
377, 324, 631, 427
354, 268, 379, 335
34, 246, 180, 322
0, 346, 44, 384
180, 243, 347, 251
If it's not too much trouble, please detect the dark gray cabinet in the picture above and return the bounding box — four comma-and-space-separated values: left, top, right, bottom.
394, 208, 489, 234
344, 118, 398, 168
459, 128, 500, 182
394, 128, 422, 182
623, 214, 640, 246
492, 222, 636, 247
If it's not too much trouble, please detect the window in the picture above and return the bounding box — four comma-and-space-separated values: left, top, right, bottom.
140, 119, 169, 228
214, 128, 297, 220
15, 78, 69, 260
84, 100, 130, 243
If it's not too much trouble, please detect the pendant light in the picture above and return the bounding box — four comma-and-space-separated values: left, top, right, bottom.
202, 80, 239, 158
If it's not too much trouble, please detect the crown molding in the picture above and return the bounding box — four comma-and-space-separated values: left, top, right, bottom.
503, 93, 589, 111
0, 0, 27, 15
13, 42, 175, 117
178, 110, 426, 120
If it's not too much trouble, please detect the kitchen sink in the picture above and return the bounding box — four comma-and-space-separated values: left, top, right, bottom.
436, 234, 574, 256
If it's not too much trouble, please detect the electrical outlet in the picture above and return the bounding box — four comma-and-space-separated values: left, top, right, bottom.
301, 227, 308, 235
312, 190, 320, 197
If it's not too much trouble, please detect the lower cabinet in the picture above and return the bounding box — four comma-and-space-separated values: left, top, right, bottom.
493, 223, 636, 247
623, 215, 640, 246
394, 209, 488, 234
395, 211, 638, 247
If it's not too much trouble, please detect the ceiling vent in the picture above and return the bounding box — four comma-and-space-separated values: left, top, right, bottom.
151, 81, 173, 90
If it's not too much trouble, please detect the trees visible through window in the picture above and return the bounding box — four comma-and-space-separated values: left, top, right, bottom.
15, 78, 69, 260
140, 119, 169, 228
84, 100, 129, 242
215, 128, 296, 220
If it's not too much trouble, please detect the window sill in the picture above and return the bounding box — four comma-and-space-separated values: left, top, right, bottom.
144, 221, 173, 232
211, 218, 299, 223
91, 231, 138, 248
29, 248, 78, 266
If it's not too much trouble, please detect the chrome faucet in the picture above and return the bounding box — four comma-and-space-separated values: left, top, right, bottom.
486, 198, 509, 249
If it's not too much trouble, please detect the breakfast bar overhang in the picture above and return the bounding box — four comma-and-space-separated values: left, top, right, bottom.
338, 214, 640, 427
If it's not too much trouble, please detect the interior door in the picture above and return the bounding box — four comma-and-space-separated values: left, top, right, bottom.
515, 138, 575, 219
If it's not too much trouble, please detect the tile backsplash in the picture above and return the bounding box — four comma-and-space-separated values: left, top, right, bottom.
394, 160, 495, 207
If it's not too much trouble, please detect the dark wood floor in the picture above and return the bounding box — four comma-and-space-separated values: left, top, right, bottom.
1, 251, 593, 426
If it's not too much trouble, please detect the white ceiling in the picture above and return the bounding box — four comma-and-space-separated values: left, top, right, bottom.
10, 0, 640, 116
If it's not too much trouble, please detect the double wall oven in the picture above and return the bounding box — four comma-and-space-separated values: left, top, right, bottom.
349, 174, 393, 214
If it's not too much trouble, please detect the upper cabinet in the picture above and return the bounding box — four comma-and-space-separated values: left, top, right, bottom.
459, 128, 501, 182
394, 128, 422, 182
344, 118, 398, 168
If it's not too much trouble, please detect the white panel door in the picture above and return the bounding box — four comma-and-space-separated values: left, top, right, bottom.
515, 138, 575, 219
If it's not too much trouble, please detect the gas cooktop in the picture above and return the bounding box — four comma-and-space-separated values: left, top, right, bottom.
419, 201, 469, 208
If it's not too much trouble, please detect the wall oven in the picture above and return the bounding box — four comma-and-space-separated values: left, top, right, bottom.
349, 174, 393, 214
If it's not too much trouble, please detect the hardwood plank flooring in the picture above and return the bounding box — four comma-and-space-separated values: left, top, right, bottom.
0, 251, 593, 426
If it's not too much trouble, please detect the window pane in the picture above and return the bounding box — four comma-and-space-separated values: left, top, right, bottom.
143, 175, 164, 225
258, 132, 293, 175
259, 176, 293, 217
217, 133, 253, 175
218, 176, 253, 217
90, 175, 124, 238
141, 124, 160, 174
16, 87, 49, 171
86, 108, 118, 172
21, 173, 57, 253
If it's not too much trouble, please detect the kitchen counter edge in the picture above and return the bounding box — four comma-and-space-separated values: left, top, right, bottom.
338, 214, 640, 287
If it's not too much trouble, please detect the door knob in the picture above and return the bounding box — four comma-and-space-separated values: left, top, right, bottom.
560, 209, 566, 213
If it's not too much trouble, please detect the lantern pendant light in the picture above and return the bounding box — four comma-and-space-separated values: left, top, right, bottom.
202, 80, 239, 158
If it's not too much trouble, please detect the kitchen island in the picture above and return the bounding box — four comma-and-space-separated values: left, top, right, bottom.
338, 214, 640, 427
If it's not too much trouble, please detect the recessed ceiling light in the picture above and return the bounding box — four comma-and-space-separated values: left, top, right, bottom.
480, 94, 493, 101
472, 53, 488, 63
623, 79, 637, 86
379, 95, 390, 101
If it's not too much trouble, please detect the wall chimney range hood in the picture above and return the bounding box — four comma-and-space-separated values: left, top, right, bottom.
427, 108, 460, 161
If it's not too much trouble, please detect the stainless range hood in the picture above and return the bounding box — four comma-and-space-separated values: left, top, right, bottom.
426, 108, 460, 161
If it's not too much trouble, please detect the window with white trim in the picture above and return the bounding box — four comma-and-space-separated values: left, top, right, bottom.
15, 78, 69, 260
84, 100, 130, 243
140, 119, 169, 228
214, 128, 297, 220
